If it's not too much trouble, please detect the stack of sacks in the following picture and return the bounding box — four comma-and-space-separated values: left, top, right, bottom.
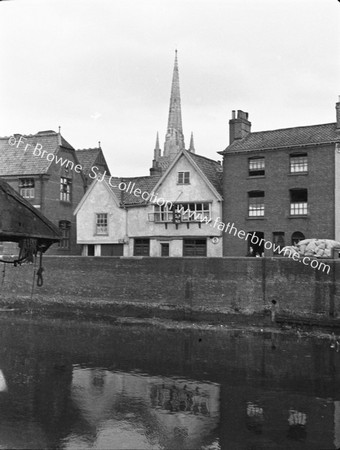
281, 246, 300, 258
282, 239, 340, 258
297, 239, 340, 258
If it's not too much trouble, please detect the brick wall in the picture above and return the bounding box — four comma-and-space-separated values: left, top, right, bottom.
1, 256, 340, 320
222, 144, 335, 256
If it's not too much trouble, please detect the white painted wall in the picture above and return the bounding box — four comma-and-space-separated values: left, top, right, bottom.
76, 180, 129, 255
76, 155, 223, 256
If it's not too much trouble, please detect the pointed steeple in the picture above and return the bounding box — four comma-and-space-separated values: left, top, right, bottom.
154, 132, 161, 160
164, 50, 185, 158
188, 132, 195, 153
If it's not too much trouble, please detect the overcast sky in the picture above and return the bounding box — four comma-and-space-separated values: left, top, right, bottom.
0, 0, 339, 176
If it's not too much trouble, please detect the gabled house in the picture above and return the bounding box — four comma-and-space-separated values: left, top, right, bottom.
75, 149, 223, 257
219, 100, 340, 256
74, 51, 223, 257
0, 130, 86, 254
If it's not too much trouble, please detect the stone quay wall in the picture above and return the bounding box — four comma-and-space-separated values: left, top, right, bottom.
1, 256, 340, 324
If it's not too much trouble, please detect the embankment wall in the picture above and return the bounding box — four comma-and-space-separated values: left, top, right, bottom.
1, 257, 340, 323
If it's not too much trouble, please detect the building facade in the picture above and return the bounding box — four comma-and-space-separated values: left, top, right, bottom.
0, 131, 110, 255
220, 101, 340, 256
75, 52, 223, 257
75, 149, 223, 257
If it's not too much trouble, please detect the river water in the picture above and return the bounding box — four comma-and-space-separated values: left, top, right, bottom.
0, 315, 338, 449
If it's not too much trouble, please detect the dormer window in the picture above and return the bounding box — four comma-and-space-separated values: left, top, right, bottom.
178, 171, 190, 184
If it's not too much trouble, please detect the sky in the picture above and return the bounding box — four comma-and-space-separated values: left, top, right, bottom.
0, 0, 339, 177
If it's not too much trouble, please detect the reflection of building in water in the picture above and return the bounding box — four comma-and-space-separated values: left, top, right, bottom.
246, 402, 264, 434
69, 367, 220, 449
287, 409, 307, 441
150, 383, 211, 415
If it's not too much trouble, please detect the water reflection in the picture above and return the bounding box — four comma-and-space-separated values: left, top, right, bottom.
67, 368, 220, 449
0, 316, 338, 449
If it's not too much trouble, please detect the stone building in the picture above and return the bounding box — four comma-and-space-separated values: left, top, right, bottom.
219, 100, 340, 256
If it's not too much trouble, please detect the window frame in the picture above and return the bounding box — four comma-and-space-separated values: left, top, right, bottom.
19, 178, 35, 199
153, 202, 211, 223
290, 189, 308, 216
289, 153, 308, 174
177, 171, 190, 185
248, 157, 265, 177
248, 191, 265, 217
60, 177, 72, 202
134, 238, 150, 256
95, 213, 108, 235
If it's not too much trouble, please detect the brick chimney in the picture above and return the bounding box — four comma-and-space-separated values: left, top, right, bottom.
229, 110, 251, 144
336, 97, 340, 129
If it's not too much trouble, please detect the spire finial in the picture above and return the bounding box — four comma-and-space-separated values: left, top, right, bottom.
155, 132, 160, 150
58, 126, 61, 134
164, 50, 185, 158
98, 140, 101, 148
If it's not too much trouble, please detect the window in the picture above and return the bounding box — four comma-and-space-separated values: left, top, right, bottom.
177, 203, 211, 222
19, 178, 35, 198
96, 213, 108, 235
273, 232, 285, 255
249, 157, 265, 176
290, 153, 308, 173
161, 243, 169, 256
134, 239, 150, 256
58, 220, 71, 249
291, 231, 305, 246
60, 177, 72, 202
153, 203, 211, 223
183, 239, 207, 257
248, 191, 265, 217
290, 189, 308, 215
154, 204, 173, 222
178, 171, 190, 184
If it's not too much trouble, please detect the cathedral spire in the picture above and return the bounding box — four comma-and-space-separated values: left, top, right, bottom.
164, 50, 185, 158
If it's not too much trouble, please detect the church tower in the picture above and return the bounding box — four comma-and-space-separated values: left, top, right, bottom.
150, 51, 194, 176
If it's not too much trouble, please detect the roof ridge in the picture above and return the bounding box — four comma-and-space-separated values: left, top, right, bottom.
76, 148, 101, 152
246, 122, 336, 136
188, 151, 221, 165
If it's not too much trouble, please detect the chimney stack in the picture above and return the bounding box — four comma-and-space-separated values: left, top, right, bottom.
229, 110, 251, 144
336, 96, 340, 129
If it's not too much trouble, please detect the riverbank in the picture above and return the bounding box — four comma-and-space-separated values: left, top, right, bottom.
1, 292, 340, 336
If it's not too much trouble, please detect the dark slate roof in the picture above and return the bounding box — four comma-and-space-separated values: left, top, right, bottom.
76, 148, 101, 175
221, 122, 340, 154
104, 175, 161, 206
0, 131, 74, 176
188, 151, 223, 195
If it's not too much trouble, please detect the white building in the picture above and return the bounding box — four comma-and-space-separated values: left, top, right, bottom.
74, 52, 223, 257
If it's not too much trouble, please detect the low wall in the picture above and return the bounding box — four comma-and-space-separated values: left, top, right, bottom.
1, 256, 340, 323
